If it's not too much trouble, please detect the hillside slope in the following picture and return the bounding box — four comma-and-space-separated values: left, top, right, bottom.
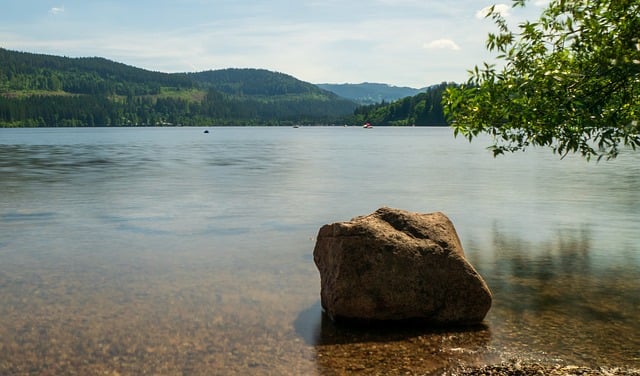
0, 48, 357, 126
191, 69, 329, 97
346, 82, 452, 126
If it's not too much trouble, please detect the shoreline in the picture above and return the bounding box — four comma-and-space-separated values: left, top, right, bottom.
447, 362, 640, 376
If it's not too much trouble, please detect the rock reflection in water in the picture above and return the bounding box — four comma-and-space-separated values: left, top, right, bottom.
295, 301, 495, 374
295, 224, 640, 374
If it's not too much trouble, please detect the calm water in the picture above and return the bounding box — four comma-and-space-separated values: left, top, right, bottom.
0, 126, 638, 375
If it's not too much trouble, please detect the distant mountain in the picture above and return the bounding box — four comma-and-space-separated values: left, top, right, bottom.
0, 48, 357, 127
316, 82, 425, 105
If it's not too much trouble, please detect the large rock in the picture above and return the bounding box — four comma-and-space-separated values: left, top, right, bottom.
313, 207, 492, 325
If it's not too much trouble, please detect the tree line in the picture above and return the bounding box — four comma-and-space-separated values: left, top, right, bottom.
1, 48, 449, 128
0, 89, 358, 127
347, 83, 451, 126
0, 49, 357, 127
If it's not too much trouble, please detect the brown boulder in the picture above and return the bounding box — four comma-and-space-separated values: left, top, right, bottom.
313, 207, 492, 325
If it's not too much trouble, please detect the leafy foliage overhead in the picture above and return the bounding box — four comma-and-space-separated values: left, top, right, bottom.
443, 0, 640, 160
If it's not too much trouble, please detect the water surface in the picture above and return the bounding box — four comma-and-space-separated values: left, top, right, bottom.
1, 127, 638, 375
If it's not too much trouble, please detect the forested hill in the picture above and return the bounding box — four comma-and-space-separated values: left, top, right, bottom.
0, 48, 194, 95
346, 82, 453, 126
0, 48, 357, 127
189, 69, 329, 97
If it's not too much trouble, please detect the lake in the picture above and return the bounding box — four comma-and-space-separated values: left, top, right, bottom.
0, 126, 638, 375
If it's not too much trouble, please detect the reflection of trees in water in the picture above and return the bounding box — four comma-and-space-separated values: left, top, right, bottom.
469, 225, 640, 366
483, 225, 637, 321
493, 225, 591, 281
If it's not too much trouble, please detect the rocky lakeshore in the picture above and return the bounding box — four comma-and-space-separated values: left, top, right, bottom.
448, 362, 640, 376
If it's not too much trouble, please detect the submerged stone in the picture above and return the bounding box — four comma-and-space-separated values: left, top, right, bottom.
313, 207, 492, 325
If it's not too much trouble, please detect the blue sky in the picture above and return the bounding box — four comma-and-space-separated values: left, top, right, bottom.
1, 1, 548, 88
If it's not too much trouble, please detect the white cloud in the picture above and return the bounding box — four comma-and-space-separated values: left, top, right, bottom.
49, 6, 65, 15
534, 0, 550, 6
423, 39, 460, 51
475, 4, 510, 19
1, 0, 509, 87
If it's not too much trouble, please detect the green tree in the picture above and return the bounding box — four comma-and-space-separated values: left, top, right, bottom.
444, 0, 640, 160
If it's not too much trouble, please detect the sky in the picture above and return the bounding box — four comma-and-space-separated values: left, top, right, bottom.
0, 1, 549, 88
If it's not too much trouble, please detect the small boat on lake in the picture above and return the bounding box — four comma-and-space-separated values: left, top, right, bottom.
363, 122, 373, 129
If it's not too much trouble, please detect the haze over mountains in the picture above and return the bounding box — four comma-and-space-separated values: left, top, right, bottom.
317, 83, 425, 105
